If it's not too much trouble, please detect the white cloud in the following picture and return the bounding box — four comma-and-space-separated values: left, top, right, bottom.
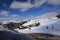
10, 14, 19, 18
0, 11, 9, 16
33, 0, 47, 8
10, 1, 33, 12
10, 0, 60, 12
48, 0, 60, 4
10, 0, 47, 12
37, 12, 59, 19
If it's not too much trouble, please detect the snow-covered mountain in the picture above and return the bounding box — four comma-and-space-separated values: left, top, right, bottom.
14, 12, 60, 36
0, 12, 60, 36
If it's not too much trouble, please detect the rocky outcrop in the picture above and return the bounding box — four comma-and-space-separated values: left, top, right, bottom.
56, 14, 60, 18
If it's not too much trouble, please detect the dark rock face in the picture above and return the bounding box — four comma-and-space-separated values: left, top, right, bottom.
0, 31, 33, 40
56, 14, 60, 18
3, 21, 28, 30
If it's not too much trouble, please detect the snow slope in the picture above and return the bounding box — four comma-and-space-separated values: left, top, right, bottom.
15, 17, 60, 36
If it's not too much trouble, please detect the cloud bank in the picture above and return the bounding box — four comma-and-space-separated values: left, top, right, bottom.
10, 0, 60, 12
48, 0, 60, 4
10, 0, 47, 12
36, 12, 60, 19
0, 11, 9, 16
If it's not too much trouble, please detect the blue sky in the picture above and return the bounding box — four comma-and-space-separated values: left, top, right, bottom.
0, 0, 60, 19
